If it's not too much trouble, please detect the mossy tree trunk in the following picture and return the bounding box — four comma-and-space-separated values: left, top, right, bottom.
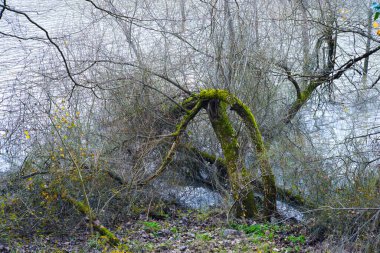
206, 99, 257, 218
198, 89, 277, 218
144, 89, 277, 218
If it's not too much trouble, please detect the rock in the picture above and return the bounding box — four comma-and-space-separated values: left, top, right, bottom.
222, 229, 240, 238
179, 245, 187, 251
270, 216, 279, 224
158, 229, 171, 236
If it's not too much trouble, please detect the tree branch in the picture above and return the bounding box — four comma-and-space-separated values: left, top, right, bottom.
0, 4, 97, 98
284, 44, 380, 124
276, 63, 301, 99
138, 100, 203, 186
0, 0, 6, 19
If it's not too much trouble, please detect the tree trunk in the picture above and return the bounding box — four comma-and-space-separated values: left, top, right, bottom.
363, 0, 373, 86
206, 99, 257, 218
199, 89, 277, 218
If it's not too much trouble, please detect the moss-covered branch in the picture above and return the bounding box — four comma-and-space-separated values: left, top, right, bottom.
283, 80, 320, 124
140, 100, 204, 186
61, 192, 120, 246
283, 45, 380, 124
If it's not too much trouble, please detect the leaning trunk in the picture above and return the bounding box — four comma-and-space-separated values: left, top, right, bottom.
206, 99, 257, 218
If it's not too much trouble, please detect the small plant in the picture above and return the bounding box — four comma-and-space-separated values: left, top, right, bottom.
142, 221, 161, 232
86, 234, 107, 250
287, 235, 306, 244
196, 232, 212, 241
232, 223, 274, 236
170, 226, 178, 234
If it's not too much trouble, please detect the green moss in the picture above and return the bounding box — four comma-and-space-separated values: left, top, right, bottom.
286, 80, 320, 123
158, 89, 277, 218
61, 193, 120, 246
187, 145, 226, 167
173, 101, 203, 136
197, 89, 277, 217
206, 99, 257, 218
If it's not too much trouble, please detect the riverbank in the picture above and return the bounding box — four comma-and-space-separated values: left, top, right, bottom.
2, 209, 326, 253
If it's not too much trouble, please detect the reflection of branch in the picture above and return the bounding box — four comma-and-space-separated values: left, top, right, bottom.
0, 0, 5, 19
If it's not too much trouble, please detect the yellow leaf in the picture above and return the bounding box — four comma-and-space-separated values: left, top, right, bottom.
24, 130, 30, 140
374, 22, 379, 28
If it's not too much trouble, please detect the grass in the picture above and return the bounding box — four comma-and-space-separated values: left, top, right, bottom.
286, 235, 306, 244
142, 221, 161, 232
196, 232, 212, 241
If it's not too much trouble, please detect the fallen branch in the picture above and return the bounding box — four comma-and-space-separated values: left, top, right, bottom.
61, 191, 120, 246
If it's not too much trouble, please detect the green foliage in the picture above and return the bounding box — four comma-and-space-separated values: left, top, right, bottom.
286, 235, 306, 244
196, 233, 212, 241
142, 221, 161, 232
170, 226, 178, 234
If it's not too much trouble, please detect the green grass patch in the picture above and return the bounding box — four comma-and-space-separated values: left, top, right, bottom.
286, 235, 306, 244
142, 221, 161, 232
196, 232, 212, 241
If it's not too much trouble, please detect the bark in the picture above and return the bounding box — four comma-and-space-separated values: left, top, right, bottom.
363, 0, 373, 86
198, 89, 277, 218
206, 99, 257, 218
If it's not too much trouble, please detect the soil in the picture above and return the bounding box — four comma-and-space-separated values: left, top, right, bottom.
2, 210, 321, 253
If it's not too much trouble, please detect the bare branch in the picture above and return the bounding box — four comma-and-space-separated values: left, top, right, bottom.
0, 0, 5, 19
276, 63, 301, 99
0, 4, 97, 98
77, 59, 192, 95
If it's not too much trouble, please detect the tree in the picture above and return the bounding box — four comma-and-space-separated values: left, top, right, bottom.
1, 0, 380, 222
